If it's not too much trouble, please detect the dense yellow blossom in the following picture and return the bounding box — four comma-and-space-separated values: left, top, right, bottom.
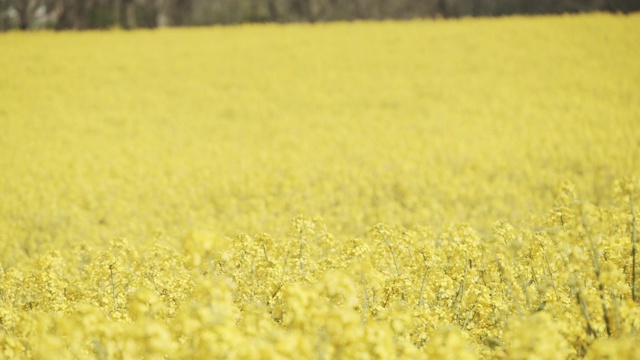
1, 13, 639, 359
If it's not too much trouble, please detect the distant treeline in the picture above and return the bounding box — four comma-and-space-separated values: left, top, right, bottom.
2, 0, 639, 31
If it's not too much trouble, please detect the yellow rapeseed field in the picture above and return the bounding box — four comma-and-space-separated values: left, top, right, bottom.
1, 13, 639, 359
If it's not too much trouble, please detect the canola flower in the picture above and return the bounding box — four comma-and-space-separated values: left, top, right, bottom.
1, 13, 639, 359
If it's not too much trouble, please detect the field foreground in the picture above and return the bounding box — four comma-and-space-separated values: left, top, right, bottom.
1, 13, 640, 359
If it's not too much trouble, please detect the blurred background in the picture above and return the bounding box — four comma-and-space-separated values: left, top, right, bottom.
2, 0, 639, 31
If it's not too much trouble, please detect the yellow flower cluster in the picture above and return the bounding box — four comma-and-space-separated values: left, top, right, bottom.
1, 13, 639, 359
1, 198, 639, 359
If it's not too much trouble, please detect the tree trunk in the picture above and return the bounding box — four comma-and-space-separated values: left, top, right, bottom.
74, 0, 95, 29
19, 9, 29, 29
155, 0, 169, 27
0, 0, 6, 31
125, 0, 136, 28
267, 0, 278, 21
113, 0, 122, 27
437, 0, 448, 17
248, 0, 258, 20
290, 0, 310, 20
172, 0, 191, 25
12, 0, 41, 30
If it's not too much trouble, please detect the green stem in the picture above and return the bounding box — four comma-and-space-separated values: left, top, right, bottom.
631, 193, 637, 302
382, 235, 401, 276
